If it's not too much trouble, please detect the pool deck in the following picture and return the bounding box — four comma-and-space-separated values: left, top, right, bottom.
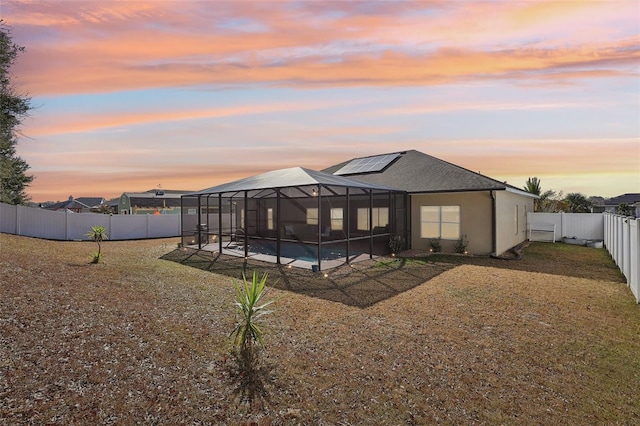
186, 242, 375, 271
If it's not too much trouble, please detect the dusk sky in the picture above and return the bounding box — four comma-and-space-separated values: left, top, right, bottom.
4, 0, 639, 202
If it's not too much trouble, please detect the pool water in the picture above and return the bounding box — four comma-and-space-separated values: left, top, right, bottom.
248, 240, 355, 262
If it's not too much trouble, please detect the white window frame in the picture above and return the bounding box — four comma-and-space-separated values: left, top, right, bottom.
420, 205, 460, 240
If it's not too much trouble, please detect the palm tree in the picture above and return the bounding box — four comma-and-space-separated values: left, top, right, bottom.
86, 225, 108, 263
616, 202, 634, 216
523, 177, 542, 196
564, 193, 591, 213
524, 177, 547, 211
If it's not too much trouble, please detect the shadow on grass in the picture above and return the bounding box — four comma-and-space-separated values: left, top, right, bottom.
222, 346, 276, 411
161, 249, 454, 308
161, 242, 625, 308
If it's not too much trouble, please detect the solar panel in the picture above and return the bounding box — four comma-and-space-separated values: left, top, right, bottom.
333, 153, 401, 176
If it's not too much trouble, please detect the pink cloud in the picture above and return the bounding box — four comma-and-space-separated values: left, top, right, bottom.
8, 1, 639, 96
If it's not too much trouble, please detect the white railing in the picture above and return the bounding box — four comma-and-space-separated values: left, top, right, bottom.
604, 213, 639, 303
0, 202, 180, 241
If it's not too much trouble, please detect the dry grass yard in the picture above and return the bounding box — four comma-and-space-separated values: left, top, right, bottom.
1, 233, 638, 425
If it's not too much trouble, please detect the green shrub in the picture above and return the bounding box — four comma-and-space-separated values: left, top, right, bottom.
454, 235, 469, 254
388, 235, 405, 254
429, 237, 442, 253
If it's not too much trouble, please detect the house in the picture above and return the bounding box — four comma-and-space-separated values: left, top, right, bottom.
181, 150, 536, 269
118, 189, 195, 215
322, 150, 537, 256
604, 193, 640, 217
42, 195, 105, 213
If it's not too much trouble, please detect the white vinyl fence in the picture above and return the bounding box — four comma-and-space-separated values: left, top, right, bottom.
528, 212, 638, 304
604, 213, 639, 304
0, 202, 180, 241
527, 212, 604, 242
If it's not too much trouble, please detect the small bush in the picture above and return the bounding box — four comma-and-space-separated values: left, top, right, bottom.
429, 237, 442, 253
388, 235, 405, 254
454, 235, 469, 254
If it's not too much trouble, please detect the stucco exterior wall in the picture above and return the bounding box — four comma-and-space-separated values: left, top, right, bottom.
494, 190, 534, 255
410, 192, 493, 255
410, 190, 535, 256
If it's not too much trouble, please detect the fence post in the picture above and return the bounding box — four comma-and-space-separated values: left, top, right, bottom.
624, 217, 631, 282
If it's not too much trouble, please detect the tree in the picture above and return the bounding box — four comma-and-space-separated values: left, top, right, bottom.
523, 177, 542, 196
564, 192, 592, 213
524, 177, 560, 212
0, 20, 33, 205
617, 202, 634, 216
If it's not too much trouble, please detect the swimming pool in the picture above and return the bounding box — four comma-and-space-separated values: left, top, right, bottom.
247, 240, 357, 262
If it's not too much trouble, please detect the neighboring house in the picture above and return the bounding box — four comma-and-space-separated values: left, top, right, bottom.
42, 195, 102, 213
590, 196, 606, 213
322, 150, 537, 256
118, 189, 195, 215
604, 193, 640, 217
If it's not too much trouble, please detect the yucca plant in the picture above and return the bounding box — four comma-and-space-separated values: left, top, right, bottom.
230, 271, 274, 351
86, 225, 108, 264
227, 271, 276, 407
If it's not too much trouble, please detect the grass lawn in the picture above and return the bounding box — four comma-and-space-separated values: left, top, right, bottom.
1, 234, 638, 425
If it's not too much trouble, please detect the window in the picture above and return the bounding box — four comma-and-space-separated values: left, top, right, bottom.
421, 206, 460, 239
307, 208, 318, 225
357, 208, 369, 231
267, 208, 274, 230
330, 208, 343, 230
357, 207, 389, 231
